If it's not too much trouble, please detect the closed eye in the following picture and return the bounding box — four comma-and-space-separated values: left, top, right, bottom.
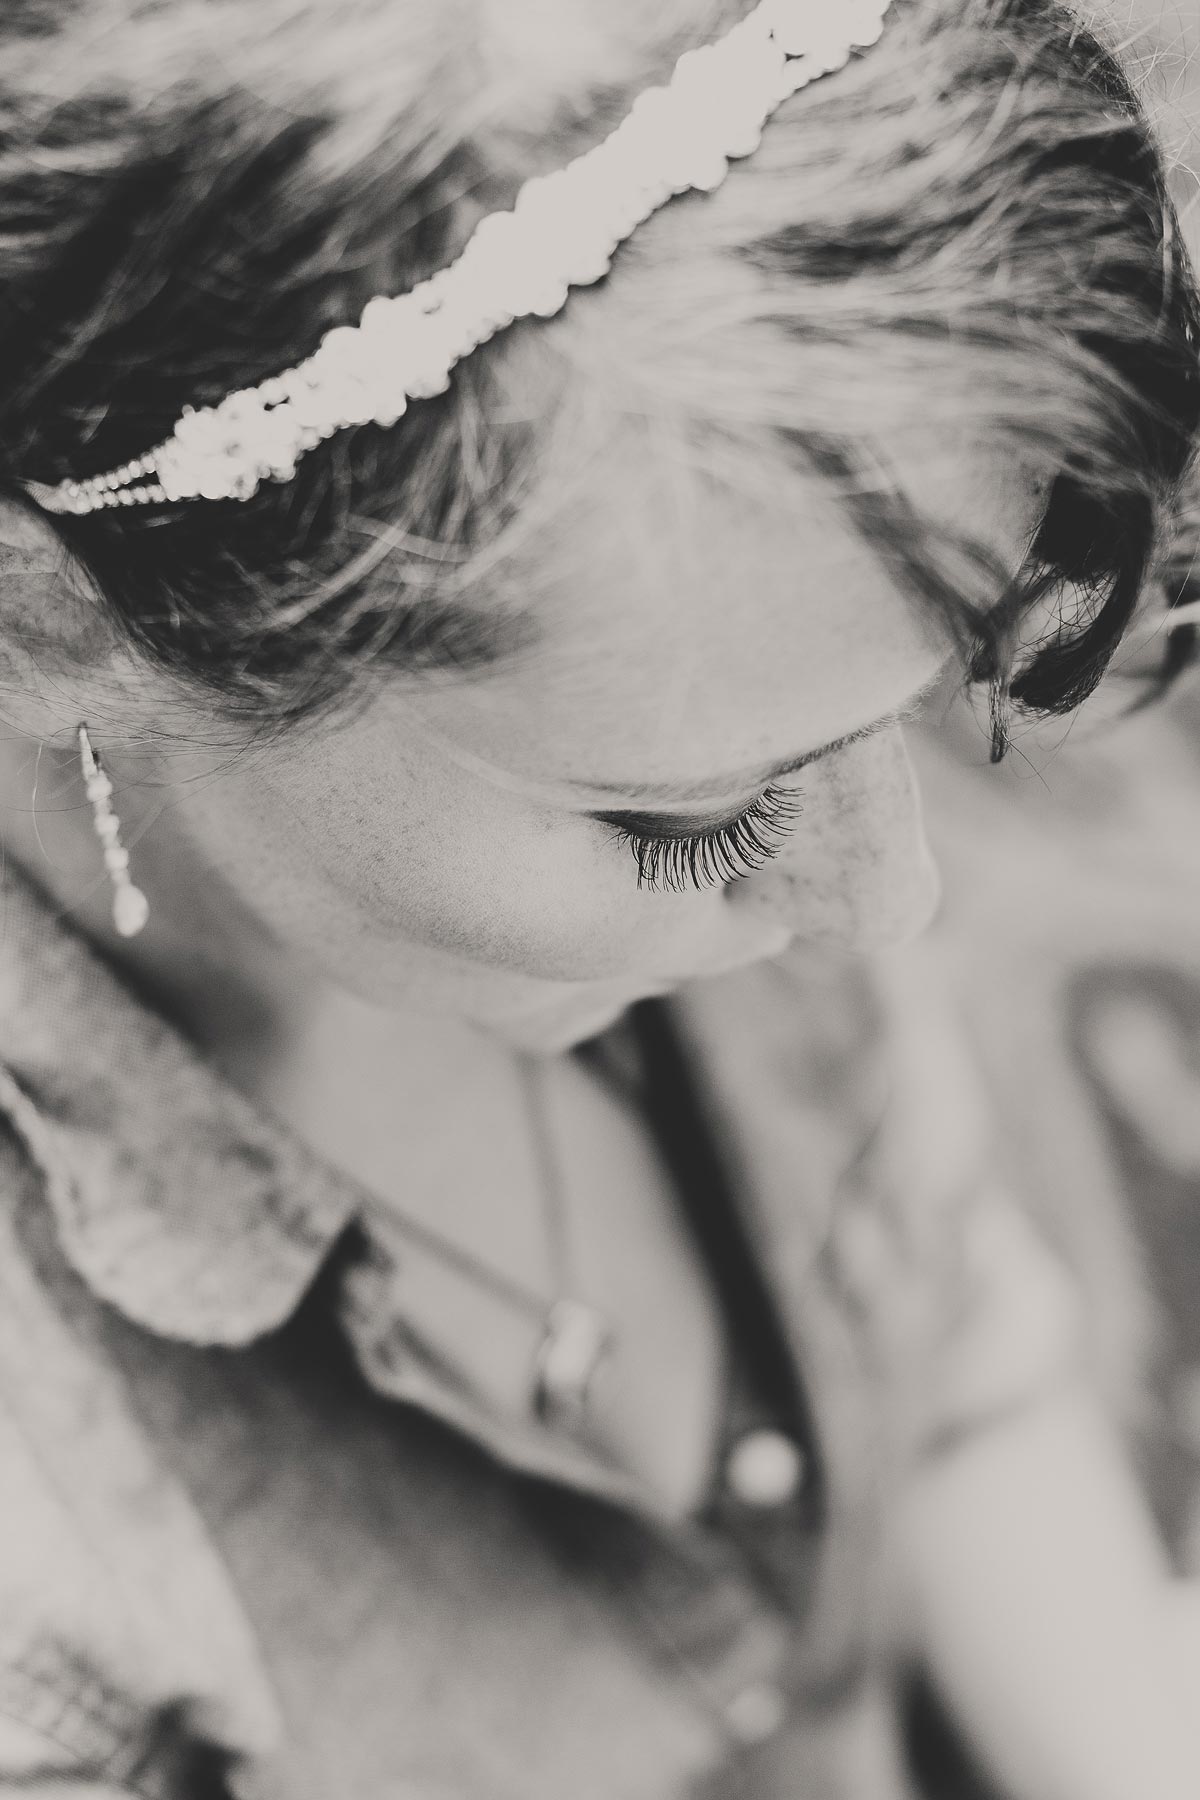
598, 783, 805, 893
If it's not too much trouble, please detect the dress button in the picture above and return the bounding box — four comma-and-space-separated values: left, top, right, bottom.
725, 1681, 789, 1745
725, 1428, 806, 1508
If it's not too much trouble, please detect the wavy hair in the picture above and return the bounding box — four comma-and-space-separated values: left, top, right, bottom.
0, 0, 1197, 751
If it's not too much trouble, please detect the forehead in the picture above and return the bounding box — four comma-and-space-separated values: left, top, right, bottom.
402, 428, 1038, 797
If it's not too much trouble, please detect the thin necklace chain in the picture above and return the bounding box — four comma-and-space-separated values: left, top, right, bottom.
358, 1052, 584, 1323
348, 1047, 616, 1430
522, 1053, 572, 1302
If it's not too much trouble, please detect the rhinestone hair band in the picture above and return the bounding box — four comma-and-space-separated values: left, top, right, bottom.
23, 0, 892, 518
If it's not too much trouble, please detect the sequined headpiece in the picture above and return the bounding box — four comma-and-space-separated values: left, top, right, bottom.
23, 0, 892, 518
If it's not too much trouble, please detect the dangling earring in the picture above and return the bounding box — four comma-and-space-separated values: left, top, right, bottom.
77, 724, 150, 938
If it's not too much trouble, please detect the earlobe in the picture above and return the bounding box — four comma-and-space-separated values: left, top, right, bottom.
0, 496, 126, 747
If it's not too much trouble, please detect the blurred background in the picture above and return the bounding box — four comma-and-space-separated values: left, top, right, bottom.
885, 0, 1200, 1581
910, 628, 1200, 1578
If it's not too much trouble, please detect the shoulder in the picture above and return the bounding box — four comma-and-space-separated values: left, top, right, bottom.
0, 1126, 279, 1793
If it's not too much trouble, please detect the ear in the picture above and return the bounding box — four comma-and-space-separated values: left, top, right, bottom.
0, 496, 126, 736
0, 495, 116, 651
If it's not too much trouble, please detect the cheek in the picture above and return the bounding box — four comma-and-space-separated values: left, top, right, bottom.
267, 748, 702, 983
729, 732, 941, 951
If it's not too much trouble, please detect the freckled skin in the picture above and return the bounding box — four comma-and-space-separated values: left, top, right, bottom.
0, 426, 1036, 1052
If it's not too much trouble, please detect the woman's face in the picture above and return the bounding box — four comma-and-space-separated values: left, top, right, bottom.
115, 430, 1035, 1052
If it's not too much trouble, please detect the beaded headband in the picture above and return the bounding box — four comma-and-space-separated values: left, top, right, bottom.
22, 0, 891, 518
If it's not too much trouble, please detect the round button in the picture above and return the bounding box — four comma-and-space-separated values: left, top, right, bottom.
725, 1681, 788, 1745
725, 1429, 806, 1508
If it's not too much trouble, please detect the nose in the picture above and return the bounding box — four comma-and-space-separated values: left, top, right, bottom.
726, 726, 941, 953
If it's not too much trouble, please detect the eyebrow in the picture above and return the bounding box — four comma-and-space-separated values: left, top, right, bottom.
575, 669, 949, 809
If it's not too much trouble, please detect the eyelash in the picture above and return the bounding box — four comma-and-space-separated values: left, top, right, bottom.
612, 784, 805, 894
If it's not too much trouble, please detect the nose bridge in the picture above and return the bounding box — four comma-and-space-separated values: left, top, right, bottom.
730, 726, 942, 952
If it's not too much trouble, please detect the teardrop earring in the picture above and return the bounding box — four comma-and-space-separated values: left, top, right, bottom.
77, 724, 150, 938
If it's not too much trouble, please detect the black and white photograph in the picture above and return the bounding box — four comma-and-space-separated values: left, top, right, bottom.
1, 2, 1199, 1795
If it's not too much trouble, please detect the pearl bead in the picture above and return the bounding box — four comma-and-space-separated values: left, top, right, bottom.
725, 1429, 806, 1507
197, 465, 236, 502
113, 884, 150, 938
